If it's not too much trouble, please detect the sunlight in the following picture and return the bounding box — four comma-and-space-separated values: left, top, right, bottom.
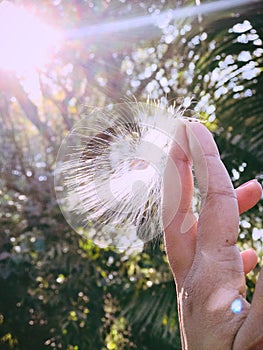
65, 0, 258, 40
0, 1, 61, 74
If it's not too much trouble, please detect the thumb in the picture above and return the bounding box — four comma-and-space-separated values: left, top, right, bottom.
233, 266, 263, 350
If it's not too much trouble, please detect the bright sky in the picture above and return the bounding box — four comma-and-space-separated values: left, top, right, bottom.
0, 1, 60, 73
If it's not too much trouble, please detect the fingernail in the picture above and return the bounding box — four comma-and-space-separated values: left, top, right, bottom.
239, 179, 258, 188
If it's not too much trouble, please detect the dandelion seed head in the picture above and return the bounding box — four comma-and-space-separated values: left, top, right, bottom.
55, 101, 194, 249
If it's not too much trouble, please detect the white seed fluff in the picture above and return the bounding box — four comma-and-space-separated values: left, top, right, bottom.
55, 101, 193, 249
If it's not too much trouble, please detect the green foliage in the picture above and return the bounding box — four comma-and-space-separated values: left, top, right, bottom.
0, 0, 262, 349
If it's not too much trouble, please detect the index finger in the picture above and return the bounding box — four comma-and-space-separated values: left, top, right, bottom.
186, 122, 239, 250
162, 119, 197, 277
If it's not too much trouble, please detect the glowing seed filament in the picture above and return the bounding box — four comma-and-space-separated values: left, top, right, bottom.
55, 101, 190, 249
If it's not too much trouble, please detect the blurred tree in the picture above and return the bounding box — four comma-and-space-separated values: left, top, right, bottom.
0, 0, 262, 349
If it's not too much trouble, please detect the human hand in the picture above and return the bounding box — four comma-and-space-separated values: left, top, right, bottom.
162, 120, 263, 350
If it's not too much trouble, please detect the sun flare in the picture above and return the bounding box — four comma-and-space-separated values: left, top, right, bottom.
0, 1, 61, 74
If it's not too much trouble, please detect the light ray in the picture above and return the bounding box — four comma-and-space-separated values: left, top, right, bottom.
65, 0, 258, 40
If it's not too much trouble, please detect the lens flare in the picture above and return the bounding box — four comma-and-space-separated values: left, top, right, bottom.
231, 299, 243, 314
65, 0, 257, 41
55, 101, 195, 249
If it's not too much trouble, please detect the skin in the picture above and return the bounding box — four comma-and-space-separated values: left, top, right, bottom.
162, 120, 263, 350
